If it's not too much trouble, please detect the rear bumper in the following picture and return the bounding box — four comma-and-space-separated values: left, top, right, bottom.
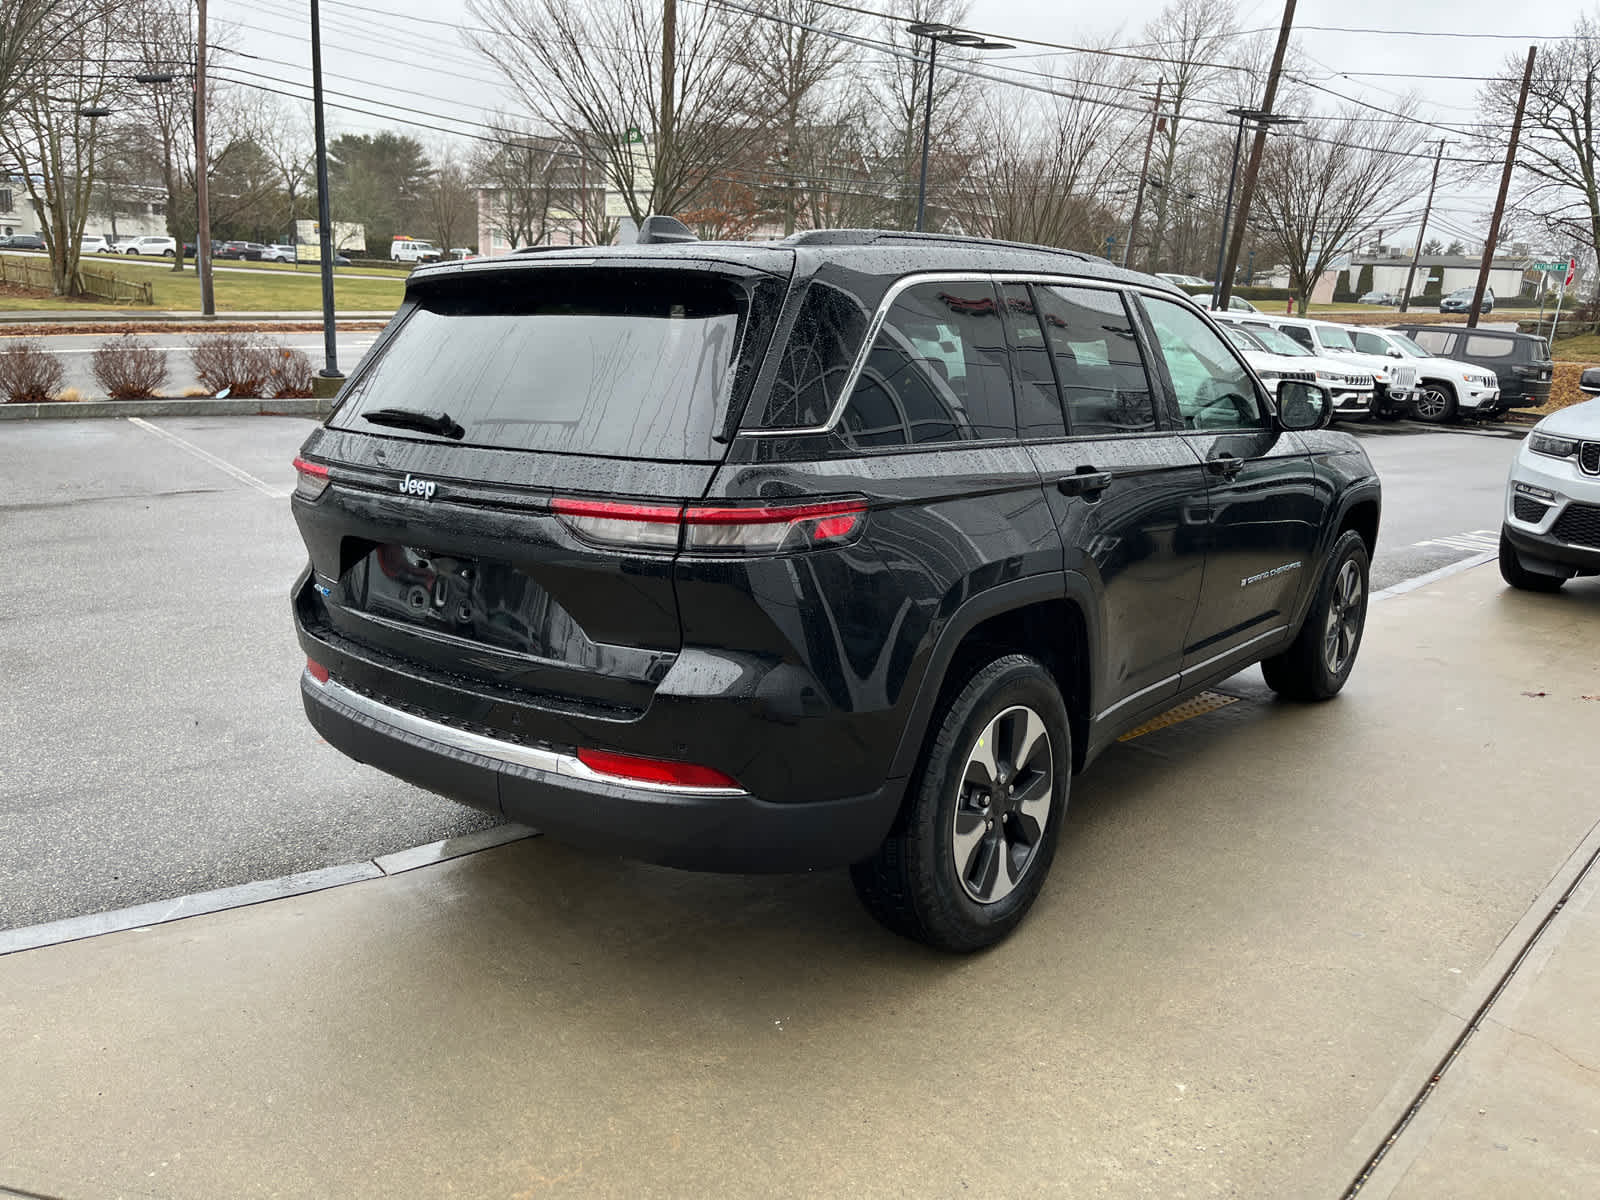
301, 671, 905, 873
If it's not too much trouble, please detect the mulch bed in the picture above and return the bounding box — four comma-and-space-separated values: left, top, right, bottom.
0, 282, 52, 301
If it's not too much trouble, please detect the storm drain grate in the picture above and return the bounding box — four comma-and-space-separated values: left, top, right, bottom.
1117, 690, 1240, 741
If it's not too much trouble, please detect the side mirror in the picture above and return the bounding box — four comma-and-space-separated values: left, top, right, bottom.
1278, 380, 1330, 431
1581, 367, 1600, 396
1386, 347, 1403, 358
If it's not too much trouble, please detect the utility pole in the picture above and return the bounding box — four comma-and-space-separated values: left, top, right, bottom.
1217, 0, 1296, 311
1470, 45, 1536, 328
915, 35, 938, 232
658, 0, 675, 217
310, 0, 340, 378
1399, 140, 1445, 314
1122, 79, 1163, 269
194, 0, 214, 316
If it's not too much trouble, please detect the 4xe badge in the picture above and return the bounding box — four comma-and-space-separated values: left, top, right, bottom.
400, 474, 437, 500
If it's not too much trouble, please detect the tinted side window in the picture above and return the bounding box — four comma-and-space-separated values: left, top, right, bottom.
839, 281, 1014, 449
1409, 329, 1453, 355
1464, 335, 1514, 358
1034, 285, 1156, 435
1279, 325, 1315, 351
1142, 296, 1270, 431
751, 280, 871, 429
1000, 283, 1066, 440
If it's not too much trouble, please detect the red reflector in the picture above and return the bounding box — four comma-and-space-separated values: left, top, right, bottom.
576, 747, 739, 790
292, 457, 329, 478
306, 658, 330, 684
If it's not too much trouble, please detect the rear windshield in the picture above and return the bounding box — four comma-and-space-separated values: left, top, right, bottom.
330, 270, 749, 460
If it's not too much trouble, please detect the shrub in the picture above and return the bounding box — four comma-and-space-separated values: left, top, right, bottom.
0, 338, 64, 403
91, 333, 169, 399
189, 332, 275, 398
266, 346, 316, 398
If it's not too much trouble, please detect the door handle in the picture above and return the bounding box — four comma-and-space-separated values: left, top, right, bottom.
1057, 469, 1113, 497
1207, 454, 1245, 479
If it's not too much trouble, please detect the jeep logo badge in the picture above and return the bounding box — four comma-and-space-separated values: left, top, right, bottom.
400, 474, 437, 500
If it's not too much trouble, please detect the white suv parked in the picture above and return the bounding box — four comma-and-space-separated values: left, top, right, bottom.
1500, 369, 1600, 591
1223, 314, 1417, 421
1213, 314, 1377, 420
1346, 326, 1501, 424
122, 235, 176, 257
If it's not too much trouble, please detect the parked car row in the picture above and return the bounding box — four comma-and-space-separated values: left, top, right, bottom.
1207, 309, 1552, 424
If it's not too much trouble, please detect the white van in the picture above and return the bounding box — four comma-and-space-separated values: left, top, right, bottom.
390, 238, 442, 264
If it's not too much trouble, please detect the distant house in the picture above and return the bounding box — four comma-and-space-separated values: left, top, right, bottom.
1, 174, 168, 241
1265, 251, 1534, 303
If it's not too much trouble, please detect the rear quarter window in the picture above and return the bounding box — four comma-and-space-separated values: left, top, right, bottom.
1409, 329, 1453, 355
1464, 335, 1514, 358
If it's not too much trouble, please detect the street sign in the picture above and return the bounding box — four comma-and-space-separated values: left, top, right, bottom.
1565, 256, 1577, 287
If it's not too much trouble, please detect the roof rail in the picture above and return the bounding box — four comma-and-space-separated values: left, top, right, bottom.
783, 228, 1097, 262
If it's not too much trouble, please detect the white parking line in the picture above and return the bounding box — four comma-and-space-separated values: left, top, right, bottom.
127, 416, 289, 498
1416, 530, 1500, 553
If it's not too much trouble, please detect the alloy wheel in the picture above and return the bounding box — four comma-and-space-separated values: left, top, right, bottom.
1323, 559, 1364, 675
951, 705, 1054, 905
1414, 386, 1450, 420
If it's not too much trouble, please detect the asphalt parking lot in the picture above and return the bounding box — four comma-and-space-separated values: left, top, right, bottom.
0, 416, 498, 931
0, 414, 1539, 933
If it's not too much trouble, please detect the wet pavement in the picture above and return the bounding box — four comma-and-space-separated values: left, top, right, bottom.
1, 562, 1596, 1197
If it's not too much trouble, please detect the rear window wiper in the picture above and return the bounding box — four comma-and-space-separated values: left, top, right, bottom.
361, 406, 465, 439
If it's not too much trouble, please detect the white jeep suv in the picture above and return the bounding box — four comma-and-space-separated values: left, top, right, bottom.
1501, 369, 1600, 591
1347, 326, 1501, 424
1213, 313, 1376, 420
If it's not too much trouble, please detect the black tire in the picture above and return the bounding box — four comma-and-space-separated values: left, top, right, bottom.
1499, 528, 1565, 592
1262, 530, 1370, 702
851, 654, 1070, 953
1411, 381, 1457, 424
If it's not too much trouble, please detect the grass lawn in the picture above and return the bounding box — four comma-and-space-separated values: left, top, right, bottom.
0, 254, 404, 313
111, 252, 408, 276
1551, 332, 1600, 361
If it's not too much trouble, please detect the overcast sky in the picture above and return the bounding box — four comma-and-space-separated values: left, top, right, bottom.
210, 0, 1591, 250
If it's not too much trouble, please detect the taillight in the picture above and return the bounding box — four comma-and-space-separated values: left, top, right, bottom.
683, 499, 868, 553
576, 747, 740, 790
306, 657, 330, 684
551, 495, 867, 555
292, 456, 330, 501
551, 497, 683, 550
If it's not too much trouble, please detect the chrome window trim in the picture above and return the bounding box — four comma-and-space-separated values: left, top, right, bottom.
308, 672, 749, 797
741, 271, 1142, 439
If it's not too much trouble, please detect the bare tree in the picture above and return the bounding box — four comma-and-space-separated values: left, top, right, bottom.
956, 53, 1139, 250
745, 0, 856, 234
859, 0, 975, 231
473, 117, 580, 248
1, 4, 127, 294
427, 140, 478, 252
1478, 12, 1600, 285
1139, 0, 1238, 272
0, 0, 91, 127
1253, 106, 1427, 312
467, 0, 773, 223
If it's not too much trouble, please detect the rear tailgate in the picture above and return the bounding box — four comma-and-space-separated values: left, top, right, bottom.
291, 258, 789, 722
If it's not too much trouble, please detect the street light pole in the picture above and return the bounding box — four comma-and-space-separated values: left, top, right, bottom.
310, 0, 340, 379
914, 34, 938, 233
1211, 112, 1249, 309
906, 23, 1012, 234
194, 0, 214, 316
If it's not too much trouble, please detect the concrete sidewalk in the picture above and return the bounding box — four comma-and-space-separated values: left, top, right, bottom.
2, 563, 1597, 1198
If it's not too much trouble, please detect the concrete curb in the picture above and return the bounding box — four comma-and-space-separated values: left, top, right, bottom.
0, 396, 335, 420
0, 824, 537, 957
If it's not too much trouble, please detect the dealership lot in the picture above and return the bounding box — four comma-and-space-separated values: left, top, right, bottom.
2, 413, 1598, 1195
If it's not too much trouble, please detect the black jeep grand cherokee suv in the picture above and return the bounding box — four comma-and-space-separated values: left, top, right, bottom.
291, 228, 1380, 951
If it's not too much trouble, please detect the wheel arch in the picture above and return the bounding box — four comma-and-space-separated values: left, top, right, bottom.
887, 574, 1096, 786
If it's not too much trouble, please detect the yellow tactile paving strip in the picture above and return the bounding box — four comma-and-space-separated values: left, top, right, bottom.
1117, 690, 1241, 741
